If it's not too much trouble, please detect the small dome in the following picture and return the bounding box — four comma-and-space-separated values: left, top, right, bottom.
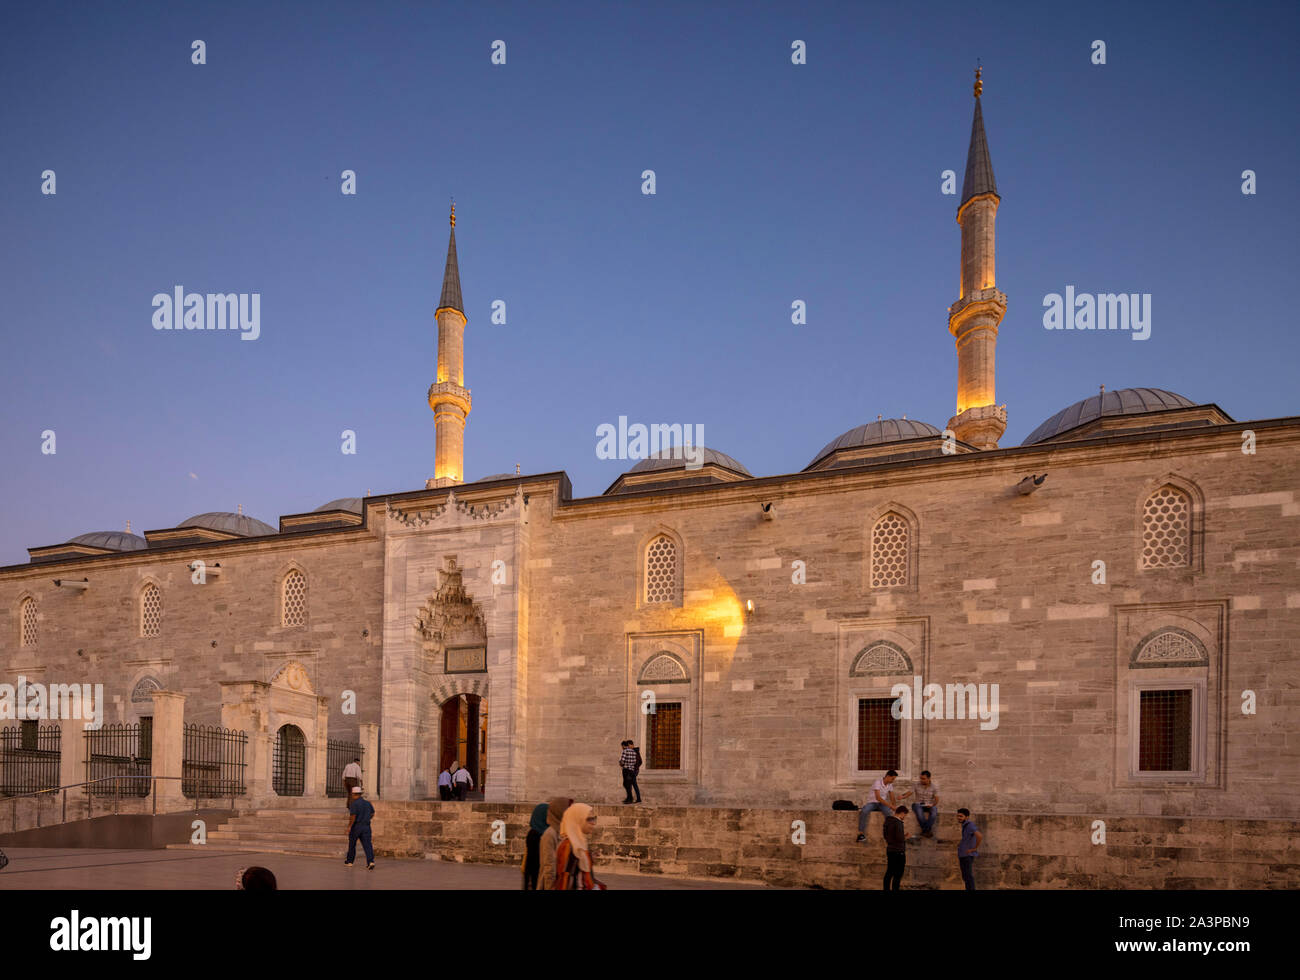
178, 511, 276, 536
809, 418, 941, 467
628, 447, 751, 476
313, 497, 363, 514
67, 531, 147, 552
1022, 388, 1196, 445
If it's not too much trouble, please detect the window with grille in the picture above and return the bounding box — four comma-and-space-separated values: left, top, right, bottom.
20, 597, 37, 647
871, 513, 909, 588
1138, 689, 1192, 771
856, 698, 900, 771
647, 702, 682, 769
1141, 485, 1191, 569
282, 569, 307, 627
644, 535, 678, 604
141, 584, 162, 637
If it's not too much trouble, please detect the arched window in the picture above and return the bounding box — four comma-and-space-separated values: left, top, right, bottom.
644, 534, 679, 604
1141, 485, 1191, 569
282, 569, 307, 627
140, 583, 162, 638
871, 512, 910, 588
20, 596, 37, 647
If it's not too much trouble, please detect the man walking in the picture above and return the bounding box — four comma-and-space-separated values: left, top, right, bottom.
452, 762, 474, 800
619, 740, 641, 804
857, 769, 908, 842
883, 805, 908, 890
437, 764, 454, 801
342, 756, 362, 807
912, 770, 940, 840
344, 786, 375, 871
956, 807, 982, 890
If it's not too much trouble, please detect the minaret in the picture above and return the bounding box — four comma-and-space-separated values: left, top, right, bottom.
946, 67, 1007, 450
428, 202, 471, 488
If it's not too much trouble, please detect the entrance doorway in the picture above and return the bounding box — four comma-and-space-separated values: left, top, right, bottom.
273, 724, 305, 796
439, 694, 487, 796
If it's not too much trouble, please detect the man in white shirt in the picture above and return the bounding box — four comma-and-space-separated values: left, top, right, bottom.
452, 763, 474, 801
341, 757, 362, 808
856, 769, 911, 842
437, 764, 454, 801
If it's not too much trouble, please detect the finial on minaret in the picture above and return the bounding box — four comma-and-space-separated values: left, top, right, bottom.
974, 63, 982, 98
450, 198, 456, 228
237, 504, 242, 515
514, 462, 520, 475
125, 519, 131, 533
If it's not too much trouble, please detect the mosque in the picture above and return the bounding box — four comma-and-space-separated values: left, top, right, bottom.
3, 72, 1297, 820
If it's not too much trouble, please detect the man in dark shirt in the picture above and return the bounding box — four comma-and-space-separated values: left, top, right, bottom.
956, 807, 982, 890
345, 786, 376, 870
883, 805, 908, 890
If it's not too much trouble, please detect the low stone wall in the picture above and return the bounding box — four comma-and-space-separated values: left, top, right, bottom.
371, 802, 1300, 889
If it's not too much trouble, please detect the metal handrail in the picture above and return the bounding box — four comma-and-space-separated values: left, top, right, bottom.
5, 776, 241, 830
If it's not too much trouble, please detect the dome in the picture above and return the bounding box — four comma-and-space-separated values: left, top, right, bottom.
628, 447, 751, 476
313, 497, 363, 514
67, 531, 147, 552
1022, 388, 1196, 446
178, 512, 276, 537
809, 418, 942, 467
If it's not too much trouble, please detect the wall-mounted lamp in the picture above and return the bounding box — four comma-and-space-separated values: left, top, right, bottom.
187, 560, 222, 580
745, 599, 756, 616
53, 578, 89, 592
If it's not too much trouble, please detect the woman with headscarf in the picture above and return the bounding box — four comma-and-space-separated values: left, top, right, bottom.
553, 801, 607, 890
522, 800, 550, 889
538, 796, 571, 891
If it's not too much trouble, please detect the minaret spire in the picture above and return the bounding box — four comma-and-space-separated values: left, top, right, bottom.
946, 67, 1007, 451
428, 200, 472, 488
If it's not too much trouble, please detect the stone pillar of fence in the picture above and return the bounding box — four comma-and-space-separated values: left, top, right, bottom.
359, 722, 380, 797
308, 695, 330, 798
58, 716, 88, 794
150, 690, 187, 810
220, 681, 271, 804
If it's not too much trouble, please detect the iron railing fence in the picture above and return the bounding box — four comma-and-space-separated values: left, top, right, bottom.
182, 724, 247, 798
0, 723, 61, 797
85, 722, 151, 797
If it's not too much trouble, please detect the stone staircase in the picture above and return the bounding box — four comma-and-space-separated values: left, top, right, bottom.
168, 805, 357, 859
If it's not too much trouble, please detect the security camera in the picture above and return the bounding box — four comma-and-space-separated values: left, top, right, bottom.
760, 502, 776, 521
53, 578, 89, 591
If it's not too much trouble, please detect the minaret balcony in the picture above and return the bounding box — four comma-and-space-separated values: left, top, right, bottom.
428, 381, 472, 414
948, 288, 1007, 333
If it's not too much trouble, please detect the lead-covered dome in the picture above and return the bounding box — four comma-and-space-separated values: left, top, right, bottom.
313, 498, 363, 514
178, 511, 276, 536
808, 418, 942, 469
628, 447, 751, 476
1022, 388, 1196, 445
67, 531, 147, 552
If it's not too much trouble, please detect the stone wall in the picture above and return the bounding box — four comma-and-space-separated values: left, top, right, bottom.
370, 801, 1300, 890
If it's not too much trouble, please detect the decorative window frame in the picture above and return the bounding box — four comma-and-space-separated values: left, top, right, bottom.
277, 562, 309, 629
1135, 474, 1204, 574
1126, 677, 1207, 783
138, 578, 163, 639
864, 502, 920, 593
16, 592, 38, 648
836, 617, 927, 787
626, 631, 700, 785
1129, 627, 1209, 669
636, 525, 684, 609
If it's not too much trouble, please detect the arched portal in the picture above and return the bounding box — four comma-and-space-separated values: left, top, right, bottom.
439, 694, 487, 795
273, 724, 306, 796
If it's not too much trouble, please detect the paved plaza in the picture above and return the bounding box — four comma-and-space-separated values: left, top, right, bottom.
0, 847, 775, 890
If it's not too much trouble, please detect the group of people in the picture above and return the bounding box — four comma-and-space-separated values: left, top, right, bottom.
522, 797, 607, 890
436, 762, 477, 800
856, 769, 983, 890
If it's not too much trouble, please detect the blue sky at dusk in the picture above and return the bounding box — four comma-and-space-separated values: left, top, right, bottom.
2, 0, 1297, 565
